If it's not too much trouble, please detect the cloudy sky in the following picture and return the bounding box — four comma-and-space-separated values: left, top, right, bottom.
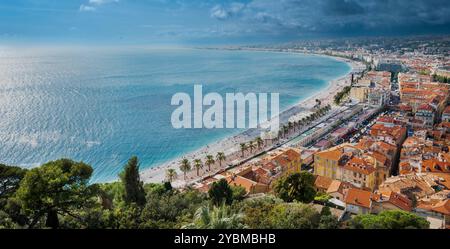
1, 0, 449, 45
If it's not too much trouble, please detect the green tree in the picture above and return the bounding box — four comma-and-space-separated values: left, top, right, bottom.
255, 137, 264, 149
216, 152, 226, 168
165, 168, 177, 183
183, 204, 246, 229
13, 159, 98, 229
319, 214, 339, 229
314, 192, 332, 204
267, 202, 320, 229
179, 159, 191, 180
241, 195, 283, 229
0, 164, 27, 200
144, 183, 171, 196
205, 155, 215, 172
231, 186, 247, 202
0, 210, 21, 229
320, 206, 332, 217
120, 156, 146, 206
248, 141, 255, 154
208, 179, 233, 206
193, 159, 203, 176
140, 189, 206, 229
239, 143, 247, 157
273, 172, 316, 203
349, 210, 429, 229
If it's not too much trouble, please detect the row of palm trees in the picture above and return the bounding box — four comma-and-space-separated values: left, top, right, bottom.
166, 104, 332, 183
276, 104, 332, 142
239, 136, 264, 158
167, 151, 227, 182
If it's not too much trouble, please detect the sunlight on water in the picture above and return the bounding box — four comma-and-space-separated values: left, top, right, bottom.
0, 47, 350, 182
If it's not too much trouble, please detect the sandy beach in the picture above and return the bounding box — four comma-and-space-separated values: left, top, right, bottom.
140, 53, 366, 187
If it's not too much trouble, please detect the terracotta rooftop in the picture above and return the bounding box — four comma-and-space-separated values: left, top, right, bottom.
417, 199, 450, 216
422, 159, 450, 174
344, 188, 373, 209
432, 199, 450, 215
314, 147, 343, 161
314, 175, 333, 190
385, 191, 413, 211
344, 157, 376, 175
326, 180, 341, 194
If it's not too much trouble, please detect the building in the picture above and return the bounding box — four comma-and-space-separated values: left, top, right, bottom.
313, 144, 358, 180
194, 147, 302, 195
368, 88, 389, 107
327, 180, 353, 201
314, 175, 333, 192
369, 123, 407, 147
342, 157, 377, 190
415, 103, 436, 128
415, 199, 450, 229
227, 174, 269, 194
344, 188, 375, 214
442, 106, 450, 122
350, 85, 370, 103
372, 191, 413, 213
262, 147, 302, 176
374, 58, 404, 73
378, 173, 444, 201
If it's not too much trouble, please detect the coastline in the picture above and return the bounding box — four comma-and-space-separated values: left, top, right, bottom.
140, 51, 366, 187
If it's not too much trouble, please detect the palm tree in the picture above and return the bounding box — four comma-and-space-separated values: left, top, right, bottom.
317, 109, 323, 116
294, 120, 299, 131
288, 121, 293, 133
274, 131, 280, 143
165, 168, 177, 183
216, 152, 226, 168
239, 143, 247, 157
248, 141, 255, 154
278, 129, 284, 139
315, 98, 321, 108
283, 125, 289, 138
206, 155, 215, 171
255, 137, 264, 149
182, 204, 247, 229
179, 158, 191, 180
193, 159, 203, 176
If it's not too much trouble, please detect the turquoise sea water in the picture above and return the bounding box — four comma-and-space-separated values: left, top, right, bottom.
0, 47, 350, 182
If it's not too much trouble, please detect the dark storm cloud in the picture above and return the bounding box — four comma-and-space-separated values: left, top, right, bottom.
209, 0, 450, 36
322, 0, 365, 16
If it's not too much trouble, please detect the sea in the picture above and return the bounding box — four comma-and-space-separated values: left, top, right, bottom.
0, 47, 351, 182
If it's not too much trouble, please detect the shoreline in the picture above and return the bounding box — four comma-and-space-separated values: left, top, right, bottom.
140, 50, 366, 187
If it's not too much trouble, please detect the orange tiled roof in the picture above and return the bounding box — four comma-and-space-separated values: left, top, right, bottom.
315, 148, 343, 161
387, 192, 413, 211
417, 199, 450, 216
227, 175, 260, 193
370, 124, 406, 141
344, 188, 373, 209
314, 175, 333, 190
327, 180, 343, 194
432, 199, 450, 215
369, 151, 388, 165
344, 157, 376, 175
422, 159, 450, 173
266, 148, 301, 167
